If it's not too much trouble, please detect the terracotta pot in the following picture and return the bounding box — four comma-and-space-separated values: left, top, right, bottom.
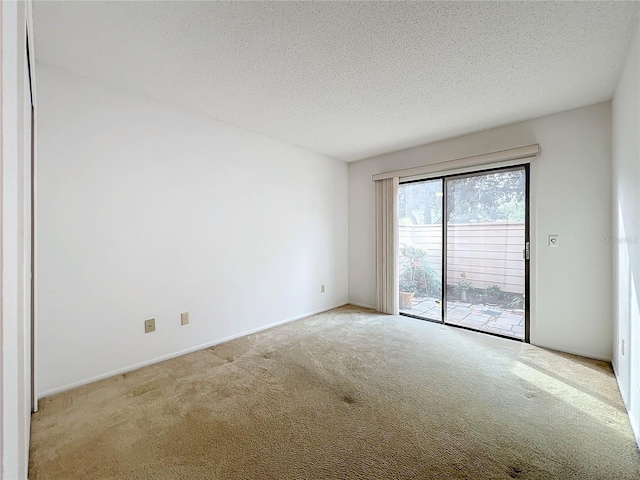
399, 292, 415, 309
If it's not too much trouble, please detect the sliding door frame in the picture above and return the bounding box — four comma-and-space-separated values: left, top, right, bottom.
441, 177, 447, 326
523, 163, 530, 343
399, 163, 530, 343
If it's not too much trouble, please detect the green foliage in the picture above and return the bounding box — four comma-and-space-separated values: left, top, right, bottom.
398, 180, 443, 225
457, 272, 472, 290
446, 170, 525, 224
399, 277, 419, 293
400, 259, 441, 297
483, 284, 502, 297
426, 275, 442, 297
508, 294, 525, 310
496, 197, 526, 222
399, 170, 525, 226
400, 245, 427, 261
399, 268, 414, 284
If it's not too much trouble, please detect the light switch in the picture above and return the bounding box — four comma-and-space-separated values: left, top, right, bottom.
548, 235, 559, 247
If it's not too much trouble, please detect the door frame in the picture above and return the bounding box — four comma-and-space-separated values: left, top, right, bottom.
399, 163, 530, 343
25, 21, 37, 412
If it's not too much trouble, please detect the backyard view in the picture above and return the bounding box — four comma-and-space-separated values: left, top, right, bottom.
399, 168, 526, 340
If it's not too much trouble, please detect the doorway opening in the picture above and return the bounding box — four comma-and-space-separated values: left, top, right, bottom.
398, 165, 529, 342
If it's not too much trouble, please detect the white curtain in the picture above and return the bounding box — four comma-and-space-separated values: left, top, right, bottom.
375, 177, 399, 315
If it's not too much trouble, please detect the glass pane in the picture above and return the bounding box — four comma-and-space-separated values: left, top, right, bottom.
445, 169, 526, 339
398, 179, 443, 321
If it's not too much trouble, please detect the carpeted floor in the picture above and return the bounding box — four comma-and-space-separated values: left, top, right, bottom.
30, 305, 640, 479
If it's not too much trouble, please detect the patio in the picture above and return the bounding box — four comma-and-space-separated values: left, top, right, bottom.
400, 297, 525, 340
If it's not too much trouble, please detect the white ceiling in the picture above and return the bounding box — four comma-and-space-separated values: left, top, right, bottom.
33, 1, 639, 162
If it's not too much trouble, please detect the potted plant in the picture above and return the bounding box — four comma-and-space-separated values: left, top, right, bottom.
483, 284, 502, 306
401, 245, 428, 268
401, 245, 431, 296
399, 277, 418, 309
509, 294, 525, 310
457, 272, 472, 302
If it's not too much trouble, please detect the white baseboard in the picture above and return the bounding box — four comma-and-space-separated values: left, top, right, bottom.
348, 302, 376, 310
529, 341, 612, 363
39, 303, 348, 398
612, 364, 640, 449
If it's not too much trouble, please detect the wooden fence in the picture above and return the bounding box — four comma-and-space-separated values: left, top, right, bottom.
399, 222, 525, 294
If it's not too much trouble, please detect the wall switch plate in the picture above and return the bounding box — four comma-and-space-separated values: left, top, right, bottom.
144, 318, 156, 333
548, 235, 559, 247
321, 285, 325, 293
181, 312, 189, 325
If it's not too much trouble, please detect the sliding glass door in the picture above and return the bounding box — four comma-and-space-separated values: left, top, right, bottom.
399, 166, 529, 342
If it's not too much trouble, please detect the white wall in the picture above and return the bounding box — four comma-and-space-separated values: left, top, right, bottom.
36, 63, 348, 396
1, 1, 35, 479
612, 24, 640, 446
349, 102, 613, 360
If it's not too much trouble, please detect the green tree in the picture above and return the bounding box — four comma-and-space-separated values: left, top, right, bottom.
399, 170, 525, 225
446, 170, 524, 224
399, 180, 442, 225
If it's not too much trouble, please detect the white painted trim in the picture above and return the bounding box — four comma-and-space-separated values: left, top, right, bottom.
39, 303, 348, 398
25, 0, 37, 415
30, 106, 37, 414
372, 144, 540, 181
347, 302, 376, 311
612, 364, 640, 447
530, 341, 612, 363
25, 1, 36, 108
2, 3, 23, 478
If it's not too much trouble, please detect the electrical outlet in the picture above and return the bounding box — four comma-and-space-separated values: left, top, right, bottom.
144, 318, 156, 333
181, 312, 189, 325
321, 285, 325, 293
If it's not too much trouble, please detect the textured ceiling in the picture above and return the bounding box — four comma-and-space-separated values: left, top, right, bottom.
33, 1, 639, 161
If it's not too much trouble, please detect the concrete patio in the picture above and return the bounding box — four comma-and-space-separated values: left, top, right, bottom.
400, 297, 525, 340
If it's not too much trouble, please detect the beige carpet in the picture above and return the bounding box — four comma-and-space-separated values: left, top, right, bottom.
30, 306, 639, 479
